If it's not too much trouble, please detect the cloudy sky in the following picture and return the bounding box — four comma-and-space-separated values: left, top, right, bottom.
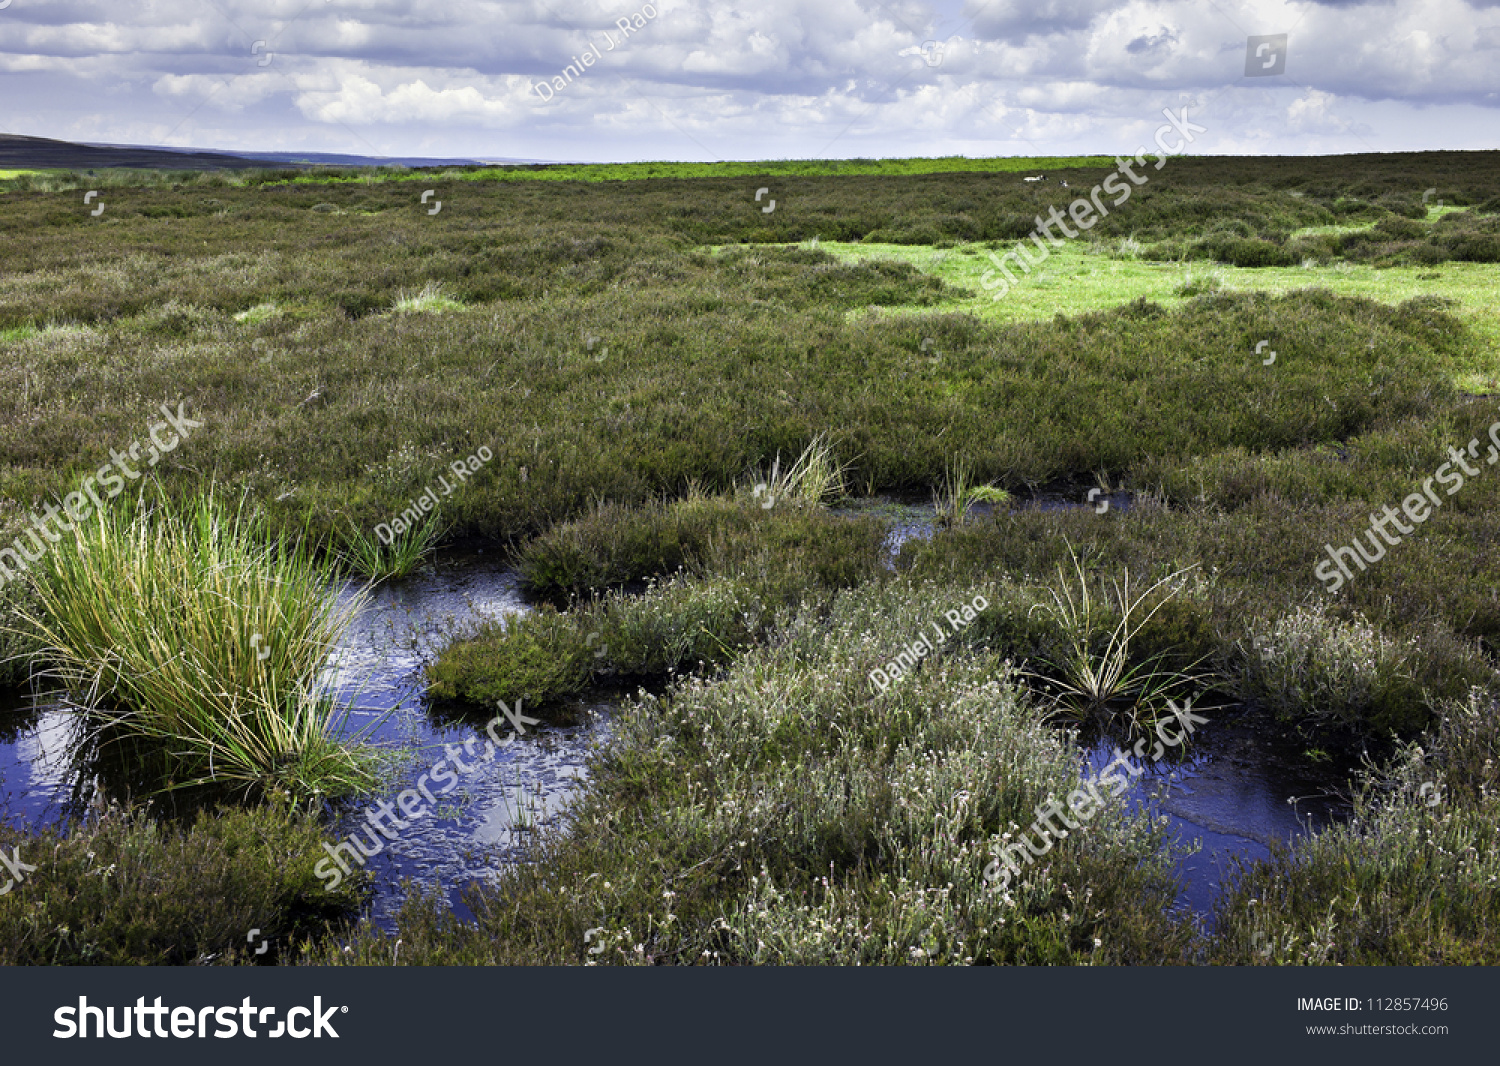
1, 0, 1496, 162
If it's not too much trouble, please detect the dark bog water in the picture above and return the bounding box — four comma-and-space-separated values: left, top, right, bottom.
1081, 714, 1346, 924
0, 548, 603, 933
0, 538, 1350, 935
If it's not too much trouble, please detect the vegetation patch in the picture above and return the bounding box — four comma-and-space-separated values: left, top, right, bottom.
0, 802, 365, 965
9, 492, 378, 801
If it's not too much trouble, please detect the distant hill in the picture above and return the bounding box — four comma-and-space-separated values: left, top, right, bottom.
0, 135, 544, 171
0, 134, 264, 170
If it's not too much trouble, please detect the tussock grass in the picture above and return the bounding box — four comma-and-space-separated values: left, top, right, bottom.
11, 492, 376, 799
389, 281, 465, 315
337, 510, 444, 581
1023, 551, 1211, 730
748, 433, 852, 508
933, 456, 1010, 528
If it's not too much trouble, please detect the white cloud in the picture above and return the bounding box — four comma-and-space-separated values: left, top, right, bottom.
0, 0, 1493, 160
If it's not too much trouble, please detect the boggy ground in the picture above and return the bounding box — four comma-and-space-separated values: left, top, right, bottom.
0, 153, 1497, 964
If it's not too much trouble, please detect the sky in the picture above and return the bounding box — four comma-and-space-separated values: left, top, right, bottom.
0, 0, 1497, 163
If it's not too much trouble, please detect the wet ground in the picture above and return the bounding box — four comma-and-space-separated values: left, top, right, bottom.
0, 517, 1351, 934
1082, 715, 1347, 923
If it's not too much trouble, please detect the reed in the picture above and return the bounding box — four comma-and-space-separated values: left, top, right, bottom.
1023, 548, 1209, 729
749, 432, 851, 508
933, 456, 1010, 528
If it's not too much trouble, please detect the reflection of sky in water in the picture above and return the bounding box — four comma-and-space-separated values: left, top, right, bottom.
0, 545, 1350, 932
1081, 716, 1347, 924
847, 491, 1137, 560
308, 549, 605, 932
0, 549, 606, 932
0, 698, 85, 830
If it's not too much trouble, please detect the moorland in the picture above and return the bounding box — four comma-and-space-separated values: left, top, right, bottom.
0, 150, 1498, 965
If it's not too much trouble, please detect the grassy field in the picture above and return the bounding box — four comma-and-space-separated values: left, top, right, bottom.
0, 155, 1118, 194
1, 152, 1498, 964
803, 216, 1500, 392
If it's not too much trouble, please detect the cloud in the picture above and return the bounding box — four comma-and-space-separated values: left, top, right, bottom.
0, 0, 1494, 160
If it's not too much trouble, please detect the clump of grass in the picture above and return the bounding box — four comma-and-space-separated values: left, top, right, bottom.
390, 281, 465, 315
749, 433, 851, 508
12, 491, 377, 800
337, 511, 444, 581
232, 302, 281, 325
1173, 269, 1225, 297
933, 457, 1010, 528
1023, 549, 1209, 730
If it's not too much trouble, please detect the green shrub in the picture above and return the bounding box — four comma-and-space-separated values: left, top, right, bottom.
518, 492, 884, 603
0, 803, 365, 965
1373, 216, 1427, 241
426, 604, 593, 709
1234, 604, 1428, 733
1211, 236, 1296, 267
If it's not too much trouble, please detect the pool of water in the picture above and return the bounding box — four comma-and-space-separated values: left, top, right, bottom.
0, 548, 603, 933
1082, 713, 1346, 926
842, 489, 1136, 558
0, 532, 1350, 936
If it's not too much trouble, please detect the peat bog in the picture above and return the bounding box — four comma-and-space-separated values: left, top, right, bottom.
1, 152, 1498, 965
